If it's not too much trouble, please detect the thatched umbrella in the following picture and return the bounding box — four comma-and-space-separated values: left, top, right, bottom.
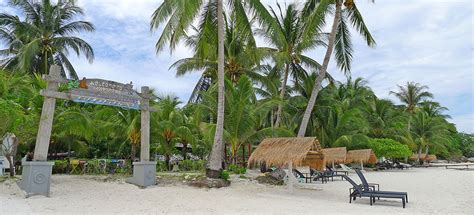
425, 154, 437, 162
410, 153, 427, 161
247, 137, 323, 192
322, 147, 347, 168
346, 149, 377, 170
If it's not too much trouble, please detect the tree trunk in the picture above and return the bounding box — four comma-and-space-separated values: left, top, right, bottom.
297, 1, 342, 137
425, 145, 429, 156
131, 144, 136, 163
206, 0, 225, 179
182, 143, 188, 160
417, 147, 423, 164
5, 136, 18, 177
274, 63, 290, 127
165, 154, 170, 171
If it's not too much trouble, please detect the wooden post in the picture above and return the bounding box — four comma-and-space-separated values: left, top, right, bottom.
33, 65, 62, 161
140, 86, 150, 161
288, 161, 294, 194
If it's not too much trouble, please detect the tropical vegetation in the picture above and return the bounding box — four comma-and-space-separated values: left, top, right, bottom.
0, 0, 471, 178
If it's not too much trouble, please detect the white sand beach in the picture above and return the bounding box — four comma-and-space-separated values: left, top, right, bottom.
1, 168, 473, 214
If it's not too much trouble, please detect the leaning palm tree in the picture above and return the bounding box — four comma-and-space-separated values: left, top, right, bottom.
259, 3, 325, 127
298, 0, 375, 136
0, 0, 95, 79
150, 0, 273, 178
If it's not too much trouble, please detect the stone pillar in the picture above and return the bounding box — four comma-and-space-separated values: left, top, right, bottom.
19, 65, 64, 198
140, 86, 150, 161
128, 86, 156, 187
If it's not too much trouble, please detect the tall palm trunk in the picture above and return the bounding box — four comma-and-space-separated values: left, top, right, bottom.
4, 135, 18, 177
297, 2, 342, 137
182, 143, 188, 160
274, 63, 290, 127
417, 147, 423, 164
206, 0, 225, 178
131, 144, 136, 162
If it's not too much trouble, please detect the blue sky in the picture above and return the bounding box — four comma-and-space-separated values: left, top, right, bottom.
1, 0, 473, 133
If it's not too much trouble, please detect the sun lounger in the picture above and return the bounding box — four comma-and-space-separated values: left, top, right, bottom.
339, 164, 356, 173
326, 166, 348, 181
355, 169, 408, 203
343, 175, 407, 208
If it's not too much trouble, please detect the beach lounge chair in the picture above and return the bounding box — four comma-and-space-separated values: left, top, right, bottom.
355, 169, 408, 203
342, 175, 407, 208
326, 166, 348, 181
340, 164, 356, 173
309, 169, 331, 184
292, 168, 323, 183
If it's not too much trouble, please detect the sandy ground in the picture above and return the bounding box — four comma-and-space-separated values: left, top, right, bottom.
1, 168, 473, 214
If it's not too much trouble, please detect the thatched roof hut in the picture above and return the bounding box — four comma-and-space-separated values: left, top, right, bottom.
410, 153, 427, 161
346, 149, 377, 164
247, 137, 324, 170
425, 154, 437, 161
322, 147, 347, 164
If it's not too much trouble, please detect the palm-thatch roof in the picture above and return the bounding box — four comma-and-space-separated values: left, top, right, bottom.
247, 137, 323, 169
322, 147, 347, 164
346, 149, 377, 164
410, 153, 427, 161
425, 154, 437, 161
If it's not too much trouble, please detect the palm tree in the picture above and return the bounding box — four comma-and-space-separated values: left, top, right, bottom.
259, 3, 325, 127
364, 98, 401, 138
298, 0, 375, 137
151, 0, 273, 178
152, 95, 185, 170
390, 82, 433, 114
199, 76, 293, 165
0, 0, 95, 79
419, 101, 450, 119
171, 13, 267, 103
403, 110, 449, 163
54, 107, 93, 161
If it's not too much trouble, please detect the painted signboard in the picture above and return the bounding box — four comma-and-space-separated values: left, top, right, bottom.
68, 78, 141, 109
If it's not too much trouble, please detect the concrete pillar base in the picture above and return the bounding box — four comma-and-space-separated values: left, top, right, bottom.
17, 161, 54, 198
127, 161, 157, 187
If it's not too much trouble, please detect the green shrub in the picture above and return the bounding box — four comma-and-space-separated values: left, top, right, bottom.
369, 138, 412, 159
156, 161, 168, 172
220, 170, 230, 180
52, 160, 68, 174
177, 160, 205, 172
228, 164, 246, 174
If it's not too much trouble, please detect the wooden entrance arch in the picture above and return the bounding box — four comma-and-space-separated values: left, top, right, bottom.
18, 65, 156, 197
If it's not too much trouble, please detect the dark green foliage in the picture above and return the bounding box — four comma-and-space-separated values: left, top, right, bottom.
156, 161, 168, 172
52, 160, 68, 174
456, 133, 474, 158
220, 170, 230, 180
228, 164, 246, 174
178, 160, 206, 172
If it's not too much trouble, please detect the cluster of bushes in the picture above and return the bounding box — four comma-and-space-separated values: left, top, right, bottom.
228, 164, 246, 174
156, 160, 206, 172
52, 160, 68, 174
369, 138, 412, 159
51, 159, 132, 175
